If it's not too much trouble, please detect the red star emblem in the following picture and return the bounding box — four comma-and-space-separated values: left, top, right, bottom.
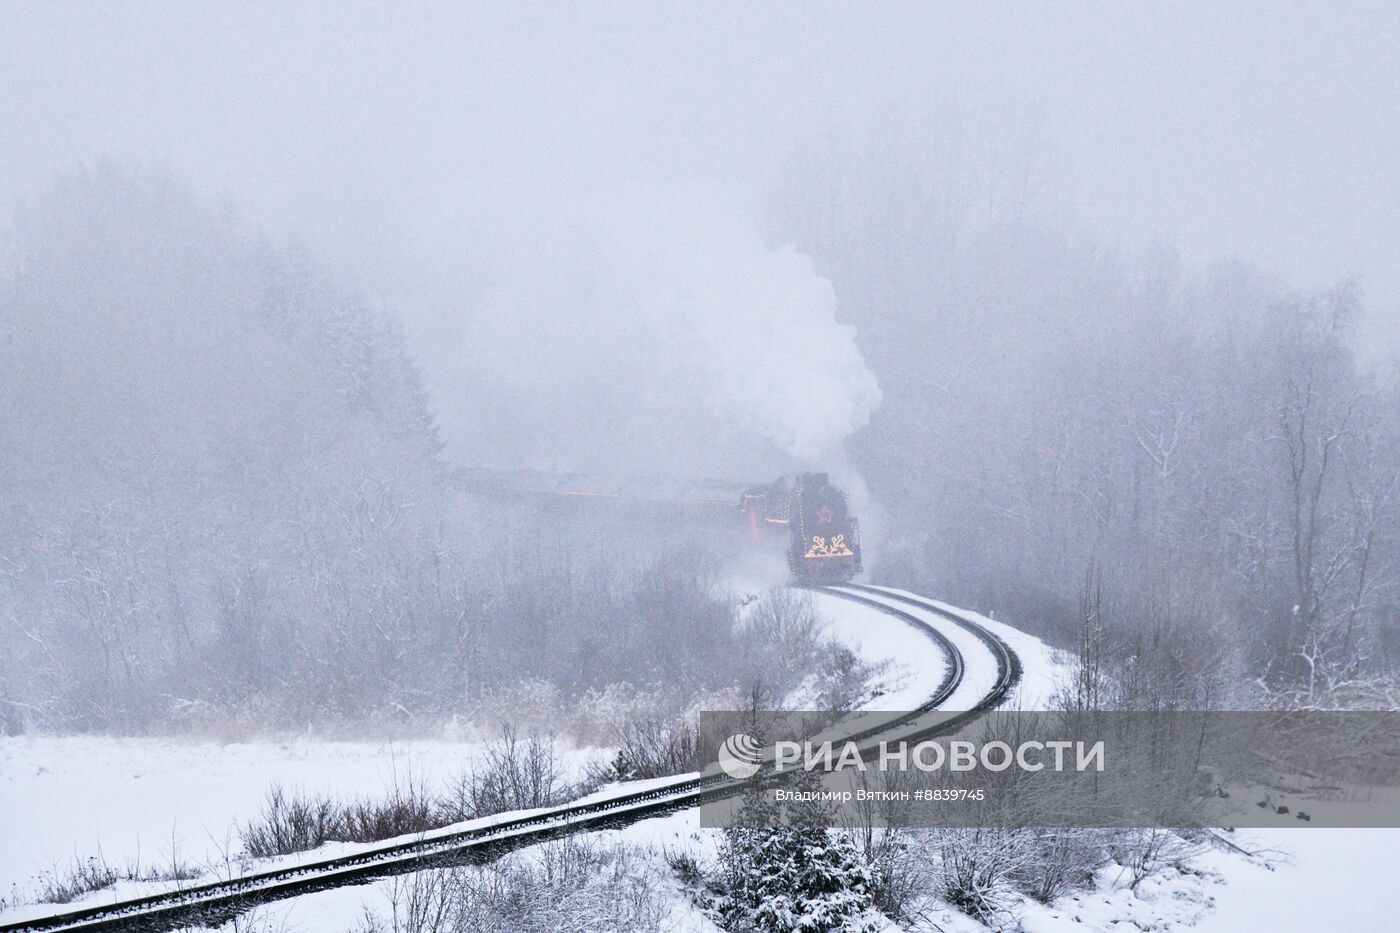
815, 506, 834, 524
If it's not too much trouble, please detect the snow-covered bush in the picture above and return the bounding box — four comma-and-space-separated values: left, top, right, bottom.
4, 849, 198, 908
241, 777, 440, 858
586, 716, 703, 782
337, 776, 440, 846
241, 785, 343, 858
924, 828, 1026, 928
1110, 826, 1207, 891
1012, 829, 1112, 903
243, 729, 574, 858
439, 724, 572, 820
355, 838, 669, 933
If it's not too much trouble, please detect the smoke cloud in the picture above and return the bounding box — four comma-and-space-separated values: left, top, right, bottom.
461, 186, 881, 476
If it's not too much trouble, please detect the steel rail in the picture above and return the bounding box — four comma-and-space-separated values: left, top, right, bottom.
835, 584, 1022, 707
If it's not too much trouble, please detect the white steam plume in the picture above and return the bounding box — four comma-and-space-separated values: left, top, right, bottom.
463, 185, 881, 479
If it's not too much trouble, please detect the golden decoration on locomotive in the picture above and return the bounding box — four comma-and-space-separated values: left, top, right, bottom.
804, 534, 854, 558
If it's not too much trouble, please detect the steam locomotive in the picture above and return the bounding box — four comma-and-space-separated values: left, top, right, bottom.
458, 468, 863, 583
740, 473, 863, 583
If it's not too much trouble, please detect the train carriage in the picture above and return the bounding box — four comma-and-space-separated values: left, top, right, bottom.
461, 467, 864, 584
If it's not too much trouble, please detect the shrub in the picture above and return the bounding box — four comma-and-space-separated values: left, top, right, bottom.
710, 825, 876, 933
1011, 829, 1110, 903
439, 725, 571, 822
10, 849, 199, 907
925, 829, 1025, 928
243, 729, 574, 859
704, 777, 878, 933
1110, 826, 1206, 891
337, 775, 439, 844
585, 717, 702, 783
241, 785, 343, 859
355, 839, 668, 933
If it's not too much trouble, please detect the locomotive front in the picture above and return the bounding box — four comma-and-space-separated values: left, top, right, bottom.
787, 472, 862, 583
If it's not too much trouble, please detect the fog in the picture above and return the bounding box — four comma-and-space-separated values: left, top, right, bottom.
4, 2, 1398, 469
2, 4, 1399, 732
459, 183, 880, 477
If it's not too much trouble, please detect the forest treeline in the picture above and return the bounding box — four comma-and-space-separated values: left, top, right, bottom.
0, 167, 815, 732
772, 115, 1399, 709
1, 151, 1396, 733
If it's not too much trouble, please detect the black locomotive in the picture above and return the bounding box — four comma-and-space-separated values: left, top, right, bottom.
741, 472, 863, 583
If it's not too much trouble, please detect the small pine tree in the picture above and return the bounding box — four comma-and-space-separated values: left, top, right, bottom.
716, 769, 876, 932
606, 748, 636, 781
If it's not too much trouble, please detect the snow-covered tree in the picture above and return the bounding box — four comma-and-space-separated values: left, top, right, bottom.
712, 773, 876, 933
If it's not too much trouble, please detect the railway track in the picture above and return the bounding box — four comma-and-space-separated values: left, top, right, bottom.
0, 586, 1020, 933
834, 584, 1022, 709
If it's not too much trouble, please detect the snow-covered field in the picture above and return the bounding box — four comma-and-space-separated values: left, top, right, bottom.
0, 588, 951, 922
3, 592, 1396, 932
1194, 829, 1400, 931
0, 735, 600, 901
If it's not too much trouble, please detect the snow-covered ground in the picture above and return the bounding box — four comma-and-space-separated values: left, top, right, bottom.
0, 588, 959, 924
899, 591, 1070, 709
4, 591, 1395, 932
182, 807, 728, 933
0, 735, 600, 901
0, 590, 941, 885
265, 806, 1400, 932
894, 828, 1399, 933
1193, 828, 1400, 931
809, 588, 953, 710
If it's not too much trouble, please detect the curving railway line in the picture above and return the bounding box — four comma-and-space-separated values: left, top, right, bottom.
0, 586, 1021, 933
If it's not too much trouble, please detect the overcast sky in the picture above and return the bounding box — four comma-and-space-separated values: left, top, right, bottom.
4, 1, 1397, 393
